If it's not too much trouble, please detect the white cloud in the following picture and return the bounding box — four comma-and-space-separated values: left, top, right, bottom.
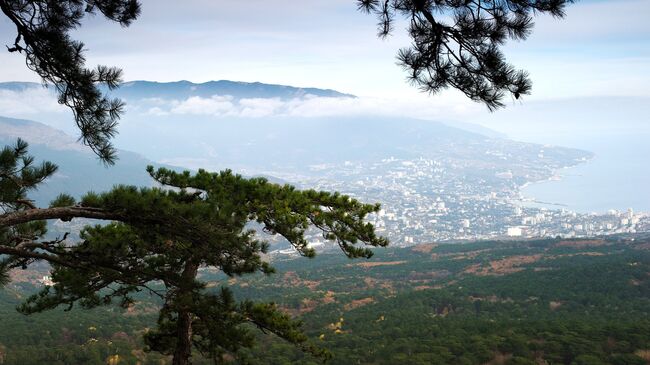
239, 98, 286, 118
145, 106, 169, 116
170, 95, 236, 115
142, 92, 483, 121
0, 87, 66, 116
530, 0, 650, 42
3, 0, 647, 102
0, 84, 480, 128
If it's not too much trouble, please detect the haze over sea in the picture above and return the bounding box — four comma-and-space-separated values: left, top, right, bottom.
475, 97, 650, 214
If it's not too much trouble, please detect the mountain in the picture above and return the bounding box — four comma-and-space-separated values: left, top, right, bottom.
0, 81, 45, 92
441, 120, 507, 139
0, 80, 354, 101
0, 81, 520, 169
0, 115, 294, 207
114, 80, 355, 100
0, 116, 162, 206
0, 80, 590, 178
111, 114, 590, 178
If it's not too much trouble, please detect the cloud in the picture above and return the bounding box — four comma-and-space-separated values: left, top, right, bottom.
170, 95, 235, 115
136, 92, 483, 121
239, 98, 286, 118
0, 87, 66, 116
1, 0, 648, 101
145, 106, 169, 116
3, 0, 647, 102
530, 0, 650, 42
0, 83, 480, 127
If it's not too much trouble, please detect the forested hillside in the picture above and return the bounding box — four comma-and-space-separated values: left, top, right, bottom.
2, 237, 649, 364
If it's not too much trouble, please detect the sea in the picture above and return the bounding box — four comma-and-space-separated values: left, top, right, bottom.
474, 97, 650, 214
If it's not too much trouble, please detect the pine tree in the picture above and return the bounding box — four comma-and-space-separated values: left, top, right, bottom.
0, 140, 388, 364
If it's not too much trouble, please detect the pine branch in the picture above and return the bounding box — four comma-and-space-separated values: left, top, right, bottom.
0, 206, 124, 226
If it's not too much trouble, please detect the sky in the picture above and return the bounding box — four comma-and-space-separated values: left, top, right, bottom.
1, 0, 649, 101
0, 0, 649, 131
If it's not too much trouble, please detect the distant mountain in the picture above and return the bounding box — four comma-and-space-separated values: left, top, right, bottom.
107, 114, 590, 175
441, 120, 507, 139
115, 80, 355, 100
0, 81, 44, 92
0, 115, 86, 153
0, 80, 355, 101
0, 81, 589, 177
0, 115, 293, 206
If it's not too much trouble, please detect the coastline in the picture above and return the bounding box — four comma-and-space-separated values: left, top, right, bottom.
516, 155, 595, 211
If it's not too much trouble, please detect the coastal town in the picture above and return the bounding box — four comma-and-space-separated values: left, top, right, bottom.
278, 156, 650, 251
49, 154, 649, 254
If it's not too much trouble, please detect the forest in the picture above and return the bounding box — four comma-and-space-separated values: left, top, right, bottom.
2, 236, 649, 364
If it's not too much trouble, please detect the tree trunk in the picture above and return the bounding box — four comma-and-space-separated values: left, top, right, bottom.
172, 309, 194, 365
172, 260, 200, 365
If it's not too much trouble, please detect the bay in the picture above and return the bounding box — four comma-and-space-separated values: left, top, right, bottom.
474, 97, 650, 213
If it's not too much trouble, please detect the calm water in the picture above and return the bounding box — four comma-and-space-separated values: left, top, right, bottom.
521, 134, 650, 213
476, 97, 650, 213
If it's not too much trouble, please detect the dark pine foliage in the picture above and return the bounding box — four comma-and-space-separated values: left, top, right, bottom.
358, 0, 575, 110
0, 139, 56, 286
0, 142, 388, 364
0, 0, 141, 163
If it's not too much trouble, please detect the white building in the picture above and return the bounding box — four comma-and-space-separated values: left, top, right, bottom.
507, 227, 523, 237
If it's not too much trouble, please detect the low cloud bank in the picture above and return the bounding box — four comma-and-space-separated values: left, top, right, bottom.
142, 93, 481, 121
0, 85, 482, 125
0, 87, 66, 116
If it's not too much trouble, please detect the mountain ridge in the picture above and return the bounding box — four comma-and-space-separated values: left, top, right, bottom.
0, 115, 165, 206
0, 80, 356, 100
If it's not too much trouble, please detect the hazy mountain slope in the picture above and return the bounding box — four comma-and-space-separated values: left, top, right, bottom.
0, 81, 590, 175
0, 116, 161, 206
0, 115, 293, 207
116, 115, 492, 168
0, 81, 45, 92
112, 114, 590, 177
